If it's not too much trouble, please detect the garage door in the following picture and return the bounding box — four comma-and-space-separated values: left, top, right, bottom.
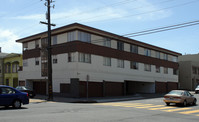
33, 81, 47, 95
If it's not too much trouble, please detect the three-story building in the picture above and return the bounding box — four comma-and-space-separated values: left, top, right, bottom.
16, 23, 181, 97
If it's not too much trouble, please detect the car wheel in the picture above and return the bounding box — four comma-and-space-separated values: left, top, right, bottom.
13, 100, 21, 109
166, 103, 170, 106
192, 99, 197, 106
183, 100, 187, 107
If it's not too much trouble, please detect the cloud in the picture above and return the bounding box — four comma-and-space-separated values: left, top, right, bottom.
0, 29, 21, 53
8, 0, 171, 24
10, 14, 43, 20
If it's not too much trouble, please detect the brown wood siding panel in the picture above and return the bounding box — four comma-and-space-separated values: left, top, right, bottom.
155, 81, 167, 93
167, 82, 178, 92
23, 48, 40, 59
79, 81, 86, 97
60, 83, 70, 93
33, 82, 46, 95
105, 81, 123, 96
88, 82, 103, 97
23, 41, 179, 69
79, 81, 103, 97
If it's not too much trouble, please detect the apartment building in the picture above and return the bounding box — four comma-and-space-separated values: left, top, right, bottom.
178, 54, 199, 90
3, 53, 22, 88
16, 23, 181, 97
0, 48, 9, 85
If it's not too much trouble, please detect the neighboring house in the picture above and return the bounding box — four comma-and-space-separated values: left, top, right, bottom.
178, 54, 199, 90
16, 23, 181, 97
0, 48, 9, 85
3, 53, 22, 88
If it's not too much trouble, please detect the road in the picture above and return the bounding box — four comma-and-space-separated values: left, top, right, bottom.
0, 94, 199, 122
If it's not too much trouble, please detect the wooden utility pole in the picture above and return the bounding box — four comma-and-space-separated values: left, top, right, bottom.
41, 0, 55, 101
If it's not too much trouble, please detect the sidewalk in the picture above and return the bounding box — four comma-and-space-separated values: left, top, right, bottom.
30, 93, 164, 103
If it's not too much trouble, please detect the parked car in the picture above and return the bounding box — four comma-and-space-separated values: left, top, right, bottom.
16, 86, 36, 98
0, 85, 29, 108
195, 85, 199, 94
163, 90, 197, 106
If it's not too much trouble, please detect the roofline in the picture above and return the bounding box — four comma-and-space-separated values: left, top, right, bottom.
16, 23, 181, 56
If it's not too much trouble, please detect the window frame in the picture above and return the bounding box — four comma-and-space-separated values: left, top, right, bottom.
78, 53, 91, 63
117, 41, 124, 51
144, 49, 151, 56
130, 45, 138, 54
117, 59, 124, 68
144, 64, 151, 72
103, 57, 111, 66
103, 38, 111, 47
130, 61, 138, 70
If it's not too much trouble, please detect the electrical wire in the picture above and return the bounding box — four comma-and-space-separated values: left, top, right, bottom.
123, 20, 199, 37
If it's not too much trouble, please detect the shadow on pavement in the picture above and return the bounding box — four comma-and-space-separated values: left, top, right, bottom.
0, 107, 28, 111
31, 93, 165, 103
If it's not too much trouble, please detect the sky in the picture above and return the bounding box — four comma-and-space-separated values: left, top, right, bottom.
0, 0, 199, 55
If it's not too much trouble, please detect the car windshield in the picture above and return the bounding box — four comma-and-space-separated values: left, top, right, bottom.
168, 90, 183, 95
196, 85, 199, 88
16, 86, 29, 90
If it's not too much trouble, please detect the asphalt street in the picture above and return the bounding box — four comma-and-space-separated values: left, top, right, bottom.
0, 93, 199, 122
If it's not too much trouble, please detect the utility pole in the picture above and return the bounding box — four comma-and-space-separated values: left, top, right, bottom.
40, 0, 56, 101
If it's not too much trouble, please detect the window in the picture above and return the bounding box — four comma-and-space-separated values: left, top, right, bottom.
103, 38, 111, 47
1, 87, 16, 94
173, 69, 178, 75
78, 31, 91, 43
192, 67, 197, 74
117, 59, 124, 68
79, 53, 91, 63
23, 43, 28, 51
144, 49, 151, 56
68, 52, 75, 62
52, 36, 57, 45
35, 57, 39, 65
117, 41, 124, 51
164, 67, 168, 74
198, 68, 199, 75
103, 57, 111, 66
172, 56, 178, 62
41, 62, 48, 77
163, 54, 168, 60
130, 61, 138, 70
5, 63, 11, 73
35, 40, 39, 48
52, 55, 58, 64
156, 66, 160, 73
130, 45, 138, 54
144, 64, 151, 71
23, 60, 28, 67
12, 62, 19, 73
41, 38, 48, 48
67, 31, 76, 42
156, 52, 160, 59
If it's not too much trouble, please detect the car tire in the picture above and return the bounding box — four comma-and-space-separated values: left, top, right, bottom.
183, 100, 187, 107
192, 99, 197, 106
166, 103, 170, 106
13, 100, 21, 109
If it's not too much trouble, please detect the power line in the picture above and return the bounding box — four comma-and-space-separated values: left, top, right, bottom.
123, 20, 199, 37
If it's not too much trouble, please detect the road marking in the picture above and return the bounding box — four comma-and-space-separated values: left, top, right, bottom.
122, 104, 153, 107
94, 103, 199, 117
179, 110, 199, 114
148, 107, 175, 110
135, 105, 165, 108
162, 107, 192, 112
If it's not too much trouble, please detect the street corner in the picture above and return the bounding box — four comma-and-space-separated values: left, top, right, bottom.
30, 99, 47, 103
